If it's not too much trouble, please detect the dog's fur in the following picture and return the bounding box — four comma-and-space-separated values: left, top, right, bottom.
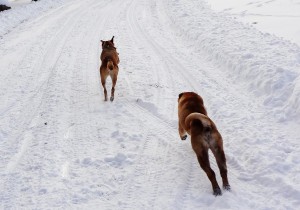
178, 92, 230, 196
100, 36, 120, 101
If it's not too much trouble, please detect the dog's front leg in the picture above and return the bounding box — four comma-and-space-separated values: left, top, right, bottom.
110, 76, 117, 102
179, 122, 187, 140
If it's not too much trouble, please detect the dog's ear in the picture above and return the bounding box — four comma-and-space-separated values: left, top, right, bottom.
178, 93, 184, 99
101, 40, 104, 47
111, 36, 114, 43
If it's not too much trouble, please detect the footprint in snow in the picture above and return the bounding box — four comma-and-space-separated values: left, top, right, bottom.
104, 153, 131, 168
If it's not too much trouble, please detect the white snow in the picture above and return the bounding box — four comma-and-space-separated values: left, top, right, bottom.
1, 0, 300, 209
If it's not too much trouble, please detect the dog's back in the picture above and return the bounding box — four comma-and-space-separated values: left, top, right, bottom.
101, 49, 119, 66
178, 92, 207, 133
101, 56, 115, 70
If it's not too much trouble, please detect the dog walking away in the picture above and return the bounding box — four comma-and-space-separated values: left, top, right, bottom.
100, 36, 120, 101
178, 92, 230, 196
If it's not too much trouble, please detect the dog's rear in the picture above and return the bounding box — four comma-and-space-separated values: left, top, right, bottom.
178, 92, 230, 196
107, 60, 114, 71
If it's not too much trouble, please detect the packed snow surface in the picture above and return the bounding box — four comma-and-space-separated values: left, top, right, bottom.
0, 0, 300, 209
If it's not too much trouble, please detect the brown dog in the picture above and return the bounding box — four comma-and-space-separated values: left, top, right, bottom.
178, 92, 230, 196
100, 36, 120, 101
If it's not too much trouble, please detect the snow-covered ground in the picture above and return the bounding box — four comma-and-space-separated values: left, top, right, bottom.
0, 0, 300, 209
206, 0, 300, 45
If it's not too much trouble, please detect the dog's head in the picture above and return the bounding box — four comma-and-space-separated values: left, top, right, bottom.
178, 92, 184, 103
178, 92, 195, 102
178, 91, 208, 119
101, 36, 116, 50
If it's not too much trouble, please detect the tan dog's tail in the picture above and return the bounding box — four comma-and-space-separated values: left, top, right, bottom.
107, 60, 114, 70
185, 113, 212, 134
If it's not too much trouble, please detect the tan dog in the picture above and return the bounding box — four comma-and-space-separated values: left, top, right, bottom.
178, 92, 230, 196
100, 36, 120, 101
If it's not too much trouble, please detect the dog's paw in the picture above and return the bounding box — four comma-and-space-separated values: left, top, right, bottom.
213, 188, 222, 196
181, 135, 187, 140
110, 96, 114, 102
223, 184, 231, 191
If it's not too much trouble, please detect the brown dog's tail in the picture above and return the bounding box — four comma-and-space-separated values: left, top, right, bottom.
185, 113, 212, 134
107, 59, 114, 71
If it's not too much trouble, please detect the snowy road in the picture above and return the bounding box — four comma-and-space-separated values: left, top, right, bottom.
1, 0, 300, 209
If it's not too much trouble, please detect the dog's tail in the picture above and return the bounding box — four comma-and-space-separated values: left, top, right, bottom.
107, 59, 114, 71
185, 113, 212, 135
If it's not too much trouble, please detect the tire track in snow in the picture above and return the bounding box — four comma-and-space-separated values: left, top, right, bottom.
122, 1, 227, 206
119, 1, 225, 207
6, 4, 90, 171
125, 0, 177, 117
121, 0, 266, 207
117, 2, 195, 203
107, 3, 176, 207
119, 100, 186, 210
0, 0, 84, 116
1, 1, 110, 209
28, 0, 114, 208
1, 0, 96, 174
104, 5, 184, 207
52, 0, 139, 208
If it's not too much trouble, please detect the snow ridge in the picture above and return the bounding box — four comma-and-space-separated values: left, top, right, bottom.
166, 0, 300, 122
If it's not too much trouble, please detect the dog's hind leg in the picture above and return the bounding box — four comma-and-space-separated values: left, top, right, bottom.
179, 122, 187, 140
101, 77, 108, 101
110, 73, 118, 102
192, 138, 221, 196
197, 150, 221, 196
210, 140, 230, 191
215, 150, 230, 190
100, 66, 109, 101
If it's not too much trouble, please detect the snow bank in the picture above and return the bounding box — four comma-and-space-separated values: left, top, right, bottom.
0, 0, 66, 36
165, 0, 300, 122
